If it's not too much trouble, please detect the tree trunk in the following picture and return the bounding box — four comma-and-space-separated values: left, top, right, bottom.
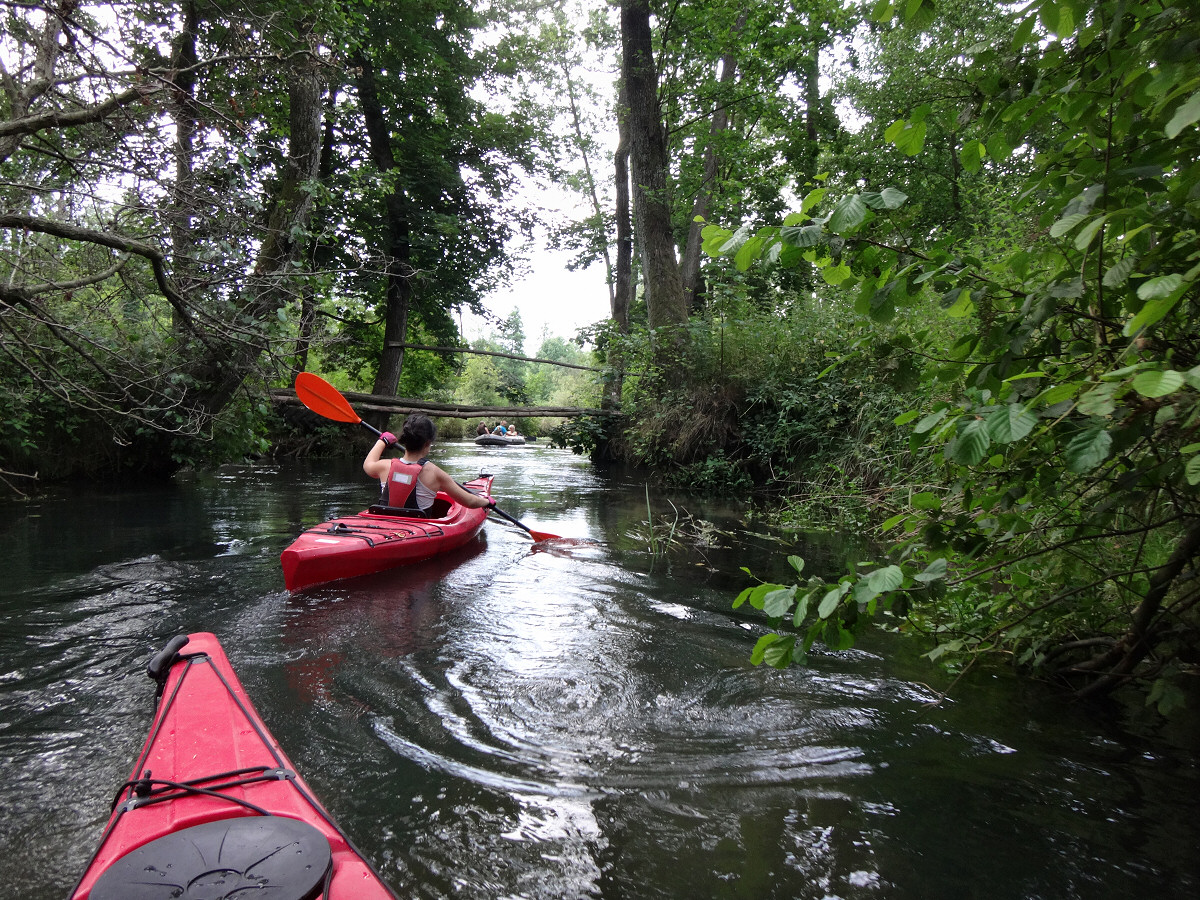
604, 80, 634, 416
620, 0, 686, 335
196, 44, 324, 414
802, 45, 821, 173
353, 49, 414, 431
295, 86, 340, 377
680, 17, 744, 312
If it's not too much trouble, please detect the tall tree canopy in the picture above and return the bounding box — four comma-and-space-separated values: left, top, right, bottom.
0, 0, 552, 477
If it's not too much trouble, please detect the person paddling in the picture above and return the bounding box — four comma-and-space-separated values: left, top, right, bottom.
364, 413, 494, 515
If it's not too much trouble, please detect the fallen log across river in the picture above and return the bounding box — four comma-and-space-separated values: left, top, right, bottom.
270, 388, 615, 420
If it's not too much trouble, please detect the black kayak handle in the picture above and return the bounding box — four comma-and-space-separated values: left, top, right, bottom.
147, 634, 190, 684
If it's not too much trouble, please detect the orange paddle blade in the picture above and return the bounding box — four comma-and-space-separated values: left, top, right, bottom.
294, 372, 362, 424
487, 505, 560, 542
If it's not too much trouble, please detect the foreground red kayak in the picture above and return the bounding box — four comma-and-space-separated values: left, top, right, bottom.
71, 632, 398, 900
281, 474, 494, 591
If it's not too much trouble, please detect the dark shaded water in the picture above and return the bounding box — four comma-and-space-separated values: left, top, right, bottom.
2, 443, 1198, 899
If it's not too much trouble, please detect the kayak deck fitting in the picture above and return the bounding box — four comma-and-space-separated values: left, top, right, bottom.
70, 632, 399, 900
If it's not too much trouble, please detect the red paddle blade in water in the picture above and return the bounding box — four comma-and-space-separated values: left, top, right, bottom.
295, 372, 362, 424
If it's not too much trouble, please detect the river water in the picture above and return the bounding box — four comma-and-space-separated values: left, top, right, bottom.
2, 443, 1197, 899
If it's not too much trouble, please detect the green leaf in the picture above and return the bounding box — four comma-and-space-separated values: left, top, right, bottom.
914, 408, 948, 434
763, 636, 797, 668
829, 194, 869, 234
818, 583, 850, 619
913, 557, 948, 583
879, 187, 908, 208
888, 118, 927, 155
1049, 212, 1088, 238
1100, 364, 1147, 382
1146, 676, 1186, 715
1055, 1, 1076, 36
863, 187, 909, 209
1036, 382, 1081, 407
801, 186, 827, 214
959, 139, 985, 173
1074, 215, 1107, 250
821, 263, 854, 285
733, 586, 755, 609
1125, 281, 1189, 336
1137, 274, 1184, 301
787, 555, 805, 575
946, 289, 975, 318
793, 589, 814, 626
751, 633, 782, 665
763, 585, 798, 618
864, 564, 904, 595
1132, 369, 1185, 398
1077, 382, 1117, 416
1065, 426, 1113, 473
1186, 455, 1200, 486
1166, 91, 1200, 138
1103, 254, 1139, 289
734, 235, 766, 271
987, 404, 1038, 443
780, 223, 824, 248
1012, 13, 1037, 50
912, 491, 942, 510
746, 582, 779, 610
926, 639, 964, 661
946, 417, 991, 465
894, 409, 920, 425
986, 133, 1012, 160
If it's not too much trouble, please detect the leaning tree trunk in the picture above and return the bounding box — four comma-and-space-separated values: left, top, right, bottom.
620, 0, 687, 337
1071, 518, 1200, 700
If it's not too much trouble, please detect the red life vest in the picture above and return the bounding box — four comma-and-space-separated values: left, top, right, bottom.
385, 458, 427, 510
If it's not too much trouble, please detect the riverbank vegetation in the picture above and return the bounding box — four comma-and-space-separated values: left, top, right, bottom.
3, 0, 1197, 712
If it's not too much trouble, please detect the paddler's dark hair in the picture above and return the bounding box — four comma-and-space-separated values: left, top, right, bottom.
399, 413, 436, 451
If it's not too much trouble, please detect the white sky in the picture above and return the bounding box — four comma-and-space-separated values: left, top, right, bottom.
465, 243, 612, 351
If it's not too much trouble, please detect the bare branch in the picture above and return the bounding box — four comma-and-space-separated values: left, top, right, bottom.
0, 212, 208, 343
0, 83, 162, 140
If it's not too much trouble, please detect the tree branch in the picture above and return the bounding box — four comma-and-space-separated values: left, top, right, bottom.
0, 212, 208, 344
384, 341, 599, 371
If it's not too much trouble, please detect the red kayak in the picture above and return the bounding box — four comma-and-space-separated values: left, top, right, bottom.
281, 474, 494, 591
71, 632, 398, 900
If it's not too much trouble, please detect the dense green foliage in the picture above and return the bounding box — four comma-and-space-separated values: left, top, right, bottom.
697, 0, 1200, 710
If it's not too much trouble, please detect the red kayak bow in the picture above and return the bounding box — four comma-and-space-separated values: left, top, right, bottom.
70, 632, 398, 899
